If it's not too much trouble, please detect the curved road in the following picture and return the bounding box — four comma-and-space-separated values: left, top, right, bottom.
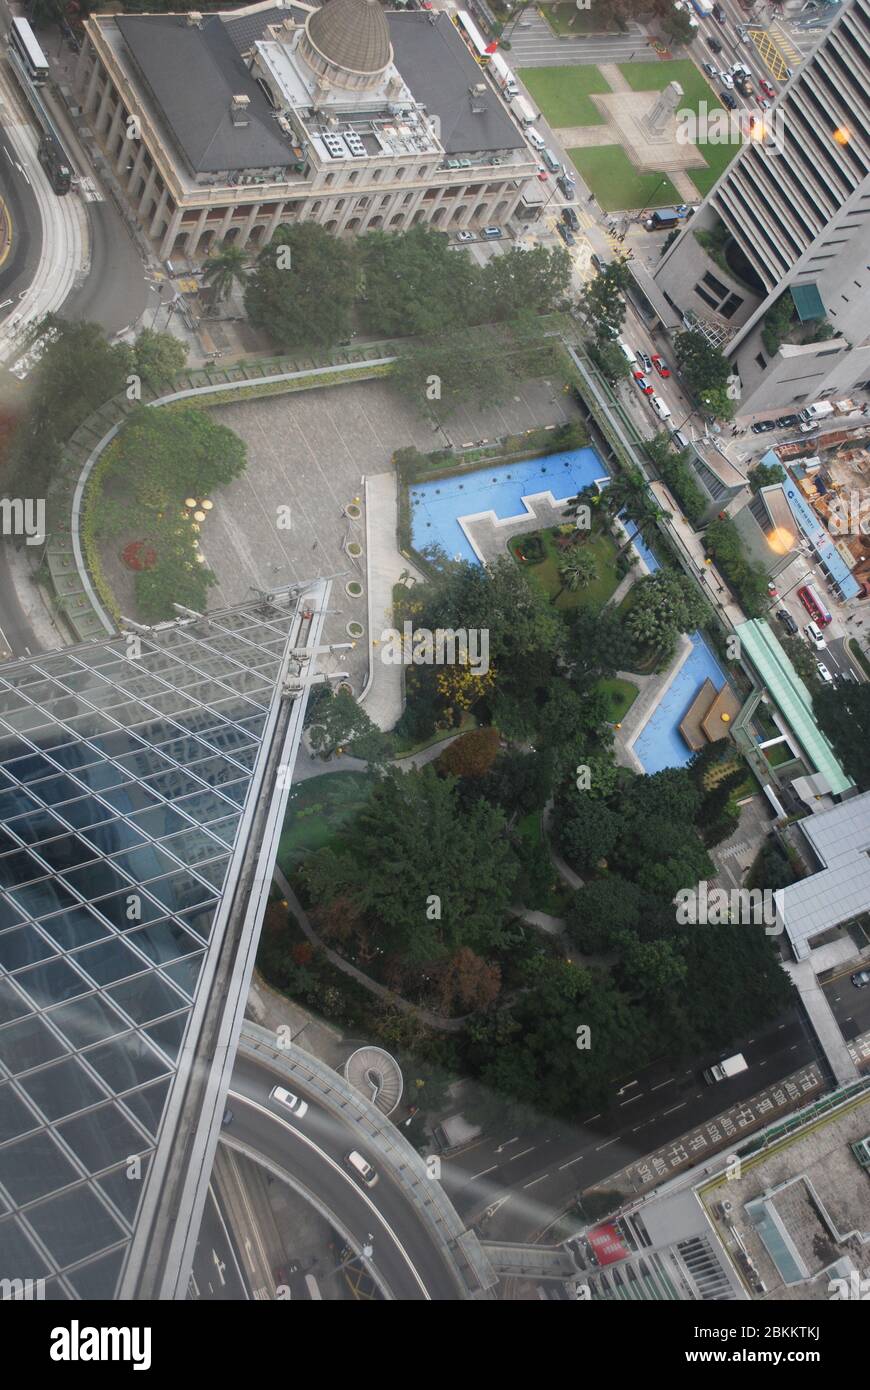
226, 1052, 465, 1301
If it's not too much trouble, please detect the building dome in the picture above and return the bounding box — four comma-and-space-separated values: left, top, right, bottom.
302, 0, 393, 91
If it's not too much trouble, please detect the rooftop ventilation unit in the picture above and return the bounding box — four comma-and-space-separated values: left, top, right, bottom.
185, 10, 203, 26
344, 131, 366, 157
323, 132, 346, 158
230, 94, 251, 127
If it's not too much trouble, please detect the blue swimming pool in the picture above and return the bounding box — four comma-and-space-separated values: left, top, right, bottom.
633, 631, 728, 774
618, 511, 661, 573
410, 448, 610, 565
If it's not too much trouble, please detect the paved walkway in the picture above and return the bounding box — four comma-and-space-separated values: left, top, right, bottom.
783, 959, 859, 1086
246, 969, 348, 1070
3, 543, 68, 654
597, 62, 632, 93
649, 480, 745, 630
555, 124, 617, 148
273, 867, 468, 1032
361, 469, 425, 731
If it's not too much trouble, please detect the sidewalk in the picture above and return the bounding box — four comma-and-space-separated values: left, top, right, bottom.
783, 959, 859, 1086
4, 544, 69, 654
360, 469, 424, 731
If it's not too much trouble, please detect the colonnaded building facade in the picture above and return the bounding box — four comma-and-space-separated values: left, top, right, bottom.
72, 0, 543, 261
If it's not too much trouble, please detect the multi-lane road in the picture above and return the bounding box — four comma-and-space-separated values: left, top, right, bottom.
438, 1005, 823, 1242
215, 1052, 468, 1301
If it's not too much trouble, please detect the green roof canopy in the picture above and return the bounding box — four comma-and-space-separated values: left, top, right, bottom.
735, 619, 853, 797
790, 283, 826, 323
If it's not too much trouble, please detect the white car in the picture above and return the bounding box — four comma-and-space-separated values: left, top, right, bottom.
721, 72, 734, 89
269, 1085, 309, 1118
649, 394, 672, 422
456, 230, 475, 243
805, 622, 827, 651
816, 662, 834, 684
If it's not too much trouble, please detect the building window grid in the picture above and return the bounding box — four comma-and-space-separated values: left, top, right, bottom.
0, 603, 308, 1290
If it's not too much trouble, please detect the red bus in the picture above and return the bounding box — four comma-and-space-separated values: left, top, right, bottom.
797, 583, 832, 626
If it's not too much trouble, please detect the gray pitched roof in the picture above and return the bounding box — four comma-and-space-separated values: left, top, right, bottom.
116, 14, 292, 174
388, 12, 523, 156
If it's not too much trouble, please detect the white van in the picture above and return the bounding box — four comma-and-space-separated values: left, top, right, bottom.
527, 128, 545, 151
617, 340, 637, 367
346, 1150, 379, 1186
650, 394, 672, 421
804, 620, 827, 651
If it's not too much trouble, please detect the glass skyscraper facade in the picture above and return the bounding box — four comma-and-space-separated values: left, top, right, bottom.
0, 600, 304, 1298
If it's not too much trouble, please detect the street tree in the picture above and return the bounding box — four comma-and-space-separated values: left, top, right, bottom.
245, 224, 357, 348
481, 244, 573, 321
577, 258, 631, 346
358, 226, 479, 336
202, 241, 249, 304
133, 329, 187, 391
391, 330, 511, 421
814, 683, 870, 791
748, 460, 786, 493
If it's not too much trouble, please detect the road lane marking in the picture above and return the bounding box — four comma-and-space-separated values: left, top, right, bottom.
558, 1154, 585, 1170
226, 1089, 431, 1299
470, 1165, 497, 1179
522, 1174, 549, 1189
663, 1102, 686, 1116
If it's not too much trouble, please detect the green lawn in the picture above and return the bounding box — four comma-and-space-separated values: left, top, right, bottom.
518, 64, 613, 127
510, 526, 621, 611
278, 771, 375, 873
567, 145, 680, 212
594, 677, 639, 721
617, 59, 739, 196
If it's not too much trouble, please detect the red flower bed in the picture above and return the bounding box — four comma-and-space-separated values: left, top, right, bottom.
122, 540, 157, 571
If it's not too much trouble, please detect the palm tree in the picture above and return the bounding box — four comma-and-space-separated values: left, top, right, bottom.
562, 484, 600, 538
202, 241, 249, 305
552, 550, 598, 605
599, 467, 647, 521
617, 493, 672, 558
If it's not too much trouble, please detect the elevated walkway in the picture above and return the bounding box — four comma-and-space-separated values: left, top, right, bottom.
481, 1242, 576, 1280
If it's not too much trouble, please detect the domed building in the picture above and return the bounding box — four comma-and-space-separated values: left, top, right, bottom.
75, 0, 544, 260
299, 0, 393, 92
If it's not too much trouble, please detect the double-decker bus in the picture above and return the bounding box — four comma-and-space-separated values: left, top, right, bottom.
454, 10, 493, 65
797, 582, 832, 626
9, 16, 49, 85
38, 130, 72, 195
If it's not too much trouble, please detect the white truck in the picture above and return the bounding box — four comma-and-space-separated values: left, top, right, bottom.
512, 94, 538, 125
490, 51, 519, 98
704, 1053, 748, 1084
799, 400, 835, 423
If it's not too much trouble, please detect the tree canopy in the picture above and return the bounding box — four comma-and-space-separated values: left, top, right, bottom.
245, 224, 357, 348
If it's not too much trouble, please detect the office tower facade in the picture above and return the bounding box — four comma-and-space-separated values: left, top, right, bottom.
0, 594, 320, 1298
654, 0, 870, 414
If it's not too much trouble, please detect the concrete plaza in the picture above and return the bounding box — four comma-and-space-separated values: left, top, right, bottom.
196, 376, 573, 700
